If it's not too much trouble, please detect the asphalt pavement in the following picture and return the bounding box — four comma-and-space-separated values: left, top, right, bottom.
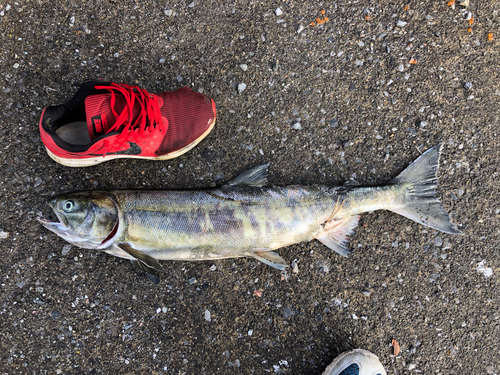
1, 1, 499, 374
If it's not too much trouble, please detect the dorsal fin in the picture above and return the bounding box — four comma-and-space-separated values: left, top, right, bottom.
227, 162, 270, 187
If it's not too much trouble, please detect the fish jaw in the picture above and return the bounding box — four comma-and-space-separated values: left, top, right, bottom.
37, 215, 84, 245
37, 216, 71, 237
37, 198, 71, 236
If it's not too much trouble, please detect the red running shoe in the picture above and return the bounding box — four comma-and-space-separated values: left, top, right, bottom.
39, 80, 216, 167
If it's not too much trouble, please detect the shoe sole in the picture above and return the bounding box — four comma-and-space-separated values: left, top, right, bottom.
321, 349, 385, 375
45, 113, 216, 167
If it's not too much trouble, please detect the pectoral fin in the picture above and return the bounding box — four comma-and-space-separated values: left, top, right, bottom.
118, 243, 164, 273
316, 215, 360, 257
251, 251, 288, 270
131, 260, 160, 284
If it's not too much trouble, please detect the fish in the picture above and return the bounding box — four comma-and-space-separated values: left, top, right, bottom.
38, 145, 460, 283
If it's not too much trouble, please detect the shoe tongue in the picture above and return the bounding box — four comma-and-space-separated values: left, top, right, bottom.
85, 93, 139, 140
85, 94, 116, 140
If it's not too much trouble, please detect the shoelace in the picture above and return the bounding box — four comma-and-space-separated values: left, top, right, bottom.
94, 82, 164, 135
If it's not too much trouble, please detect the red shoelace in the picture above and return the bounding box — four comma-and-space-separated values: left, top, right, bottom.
93, 83, 165, 157
94, 82, 164, 135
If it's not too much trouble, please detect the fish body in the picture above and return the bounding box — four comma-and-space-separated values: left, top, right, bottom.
38, 146, 460, 282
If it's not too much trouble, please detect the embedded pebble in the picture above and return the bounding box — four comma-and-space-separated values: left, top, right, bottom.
239, 64, 248, 71
464, 82, 472, 91
297, 25, 304, 34
434, 237, 443, 247
292, 122, 302, 130
204, 309, 211, 322
176, 75, 183, 82
0, 231, 8, 239
238, 83, 247, 93
62, 245, 71, 255
397, 20, 408, 27
275, 7, 283, 16
476, 260, 493, 278
283, 307, 294, 318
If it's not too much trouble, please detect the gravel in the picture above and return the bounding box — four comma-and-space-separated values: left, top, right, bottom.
1, 1, 499, 374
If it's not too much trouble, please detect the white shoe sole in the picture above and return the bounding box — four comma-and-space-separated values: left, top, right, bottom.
45, 117, 216, 167
321, 349, 386, 375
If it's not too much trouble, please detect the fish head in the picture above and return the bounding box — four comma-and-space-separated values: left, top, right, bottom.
37, 191, 119, 249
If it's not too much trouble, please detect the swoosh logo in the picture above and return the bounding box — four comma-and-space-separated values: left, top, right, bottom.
89, 142, 142, 156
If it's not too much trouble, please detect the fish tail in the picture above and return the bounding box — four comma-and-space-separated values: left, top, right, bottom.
390, 145, 460, 234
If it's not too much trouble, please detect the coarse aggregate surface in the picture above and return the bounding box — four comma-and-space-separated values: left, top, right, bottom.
1, 1, 499, 374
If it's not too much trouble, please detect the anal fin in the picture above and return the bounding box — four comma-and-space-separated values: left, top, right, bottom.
316, 215, 360, 257
251, 251, 288, 270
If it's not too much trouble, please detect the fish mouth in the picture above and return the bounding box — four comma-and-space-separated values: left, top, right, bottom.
37, 216, 70, 236
37, 199, 70, 235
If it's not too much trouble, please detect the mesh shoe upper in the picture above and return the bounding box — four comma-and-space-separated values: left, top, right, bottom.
155, 87, 216, 155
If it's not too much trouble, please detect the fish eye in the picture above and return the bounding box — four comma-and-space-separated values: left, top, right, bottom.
63, 200, 75, 212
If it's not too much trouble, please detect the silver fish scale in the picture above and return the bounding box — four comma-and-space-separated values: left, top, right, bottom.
111, 187, 342, 257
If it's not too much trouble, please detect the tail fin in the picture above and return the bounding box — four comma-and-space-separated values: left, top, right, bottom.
390, 145, 461, 234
